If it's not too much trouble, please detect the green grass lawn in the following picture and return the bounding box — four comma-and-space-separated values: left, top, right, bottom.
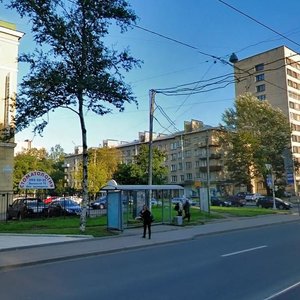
0, 217, 114, 237
0, 206, 281, 237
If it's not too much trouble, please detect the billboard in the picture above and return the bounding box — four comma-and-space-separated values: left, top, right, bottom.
19, 171, 55, 189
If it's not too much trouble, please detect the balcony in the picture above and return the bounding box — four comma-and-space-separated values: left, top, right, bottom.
199, 165, 222, 172
199, 153, 222, 159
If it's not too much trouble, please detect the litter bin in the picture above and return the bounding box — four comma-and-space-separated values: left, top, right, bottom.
173, 216, 183, 226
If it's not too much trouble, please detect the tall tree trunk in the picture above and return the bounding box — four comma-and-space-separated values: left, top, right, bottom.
78, 92, 88, 232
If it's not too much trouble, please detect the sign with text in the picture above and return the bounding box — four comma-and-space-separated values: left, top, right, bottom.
19, 171, 55, 189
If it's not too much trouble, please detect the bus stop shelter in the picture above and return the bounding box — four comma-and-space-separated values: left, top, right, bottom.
101, 180, 184, 231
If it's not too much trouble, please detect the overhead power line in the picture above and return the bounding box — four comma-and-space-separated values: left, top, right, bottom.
133, 24, 232, 67
218, 0, 300, 48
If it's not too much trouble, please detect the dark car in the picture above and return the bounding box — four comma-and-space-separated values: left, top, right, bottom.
43, 198, 82, 217
89, 196, 107, 209
225, 195, 246, 207
7, 197, 45, 220
256, 196, 292, 210
210, 196, 232, 207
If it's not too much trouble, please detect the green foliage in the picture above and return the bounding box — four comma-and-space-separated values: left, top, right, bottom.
221, 93, 291, 191
75, 147, 121, 196
114, 144, 168, 184
7, 0, 141, 134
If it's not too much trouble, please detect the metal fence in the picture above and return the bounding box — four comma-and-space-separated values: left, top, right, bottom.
0, 192, 14, 221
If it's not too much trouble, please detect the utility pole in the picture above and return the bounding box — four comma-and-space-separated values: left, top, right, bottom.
206, 132, 211, 213
148, 89, 156, 210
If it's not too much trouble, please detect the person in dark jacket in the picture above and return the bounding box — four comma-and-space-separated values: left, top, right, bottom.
183, 199, 191, 222
139, 205, 153, 239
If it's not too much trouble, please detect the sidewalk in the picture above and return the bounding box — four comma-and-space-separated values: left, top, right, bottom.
0, 213, 299, 269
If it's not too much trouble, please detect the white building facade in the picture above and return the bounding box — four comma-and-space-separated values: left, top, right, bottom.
234, 45, 300, 193
0, 20, 23, 195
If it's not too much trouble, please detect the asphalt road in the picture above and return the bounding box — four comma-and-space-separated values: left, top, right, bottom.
1, 222, 300, 300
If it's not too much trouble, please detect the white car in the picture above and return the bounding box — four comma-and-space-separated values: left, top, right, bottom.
171, 197, 196, 206
151, 198, 162, 206
245, 193, 263, 203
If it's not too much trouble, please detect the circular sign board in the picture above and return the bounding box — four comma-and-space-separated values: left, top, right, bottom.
19, 171, 55, 189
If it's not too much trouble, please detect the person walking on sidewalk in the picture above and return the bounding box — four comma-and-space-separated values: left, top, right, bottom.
139, 205, 153, 239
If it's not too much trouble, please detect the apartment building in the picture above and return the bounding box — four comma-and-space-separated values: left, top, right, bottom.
233, 45, 299, 193
116, 120, 233, 198
63, 120, 235, 198
0, 20, 23, 195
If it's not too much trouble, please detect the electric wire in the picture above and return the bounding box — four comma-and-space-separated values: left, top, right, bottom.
218, 0, 300, 48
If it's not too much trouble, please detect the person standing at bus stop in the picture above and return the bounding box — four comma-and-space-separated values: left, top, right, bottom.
183, 199, 191, 222
139, 205, 153, 239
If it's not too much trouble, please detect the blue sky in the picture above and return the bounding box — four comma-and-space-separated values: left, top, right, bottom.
1, 0, 300, 153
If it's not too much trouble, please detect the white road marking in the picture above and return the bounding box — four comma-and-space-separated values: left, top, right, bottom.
264, 281, 300, 300
221, 245, 267, 257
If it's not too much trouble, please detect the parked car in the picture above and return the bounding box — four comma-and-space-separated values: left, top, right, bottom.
245, 193, 263, 203
235, 192, 249, 199
210, 196, 232, 207
43, 198, 82, 217
7, 197, 45, 220
225, 195, 246, 207
89, 196, 107, 209
151, 198, 162, 206
43, 196, 58, 204
171, 197, 196, 206
256, 196, 292, 210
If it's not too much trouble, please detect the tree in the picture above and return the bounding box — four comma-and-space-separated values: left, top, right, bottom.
114, 144, 168, 184
6, 0, 141, 231
75, 147, 121, 199
48, 144, 65, 195
221, 93, 291, 193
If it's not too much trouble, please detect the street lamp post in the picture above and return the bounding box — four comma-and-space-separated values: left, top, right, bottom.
265, 164, 276, 210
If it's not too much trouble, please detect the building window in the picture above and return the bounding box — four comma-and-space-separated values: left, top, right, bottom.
171, 164, 177, 172
178, 162, 183, 170
186, 173, 193, 180
180, 175, 185, 182
287, 57, 300, 70
185, 150, 191, 157
257, 94, 266, 100
256, 84, 265, 93
185, 162, 192, 170
171, 175, 177, 183
183, 139, 191, 147
287, 68, 300, 80
288, 79, 299, 89
255, 63, 264, 72
255, 74, 265, 81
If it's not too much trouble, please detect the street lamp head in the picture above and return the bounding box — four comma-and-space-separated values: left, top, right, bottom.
229, 53, 238, 64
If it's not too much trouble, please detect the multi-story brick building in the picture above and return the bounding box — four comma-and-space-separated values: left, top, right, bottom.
64, 120, 236, 198
233, 45, 299, 194
110, 120, 234, 198
0, 20, 23, 196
